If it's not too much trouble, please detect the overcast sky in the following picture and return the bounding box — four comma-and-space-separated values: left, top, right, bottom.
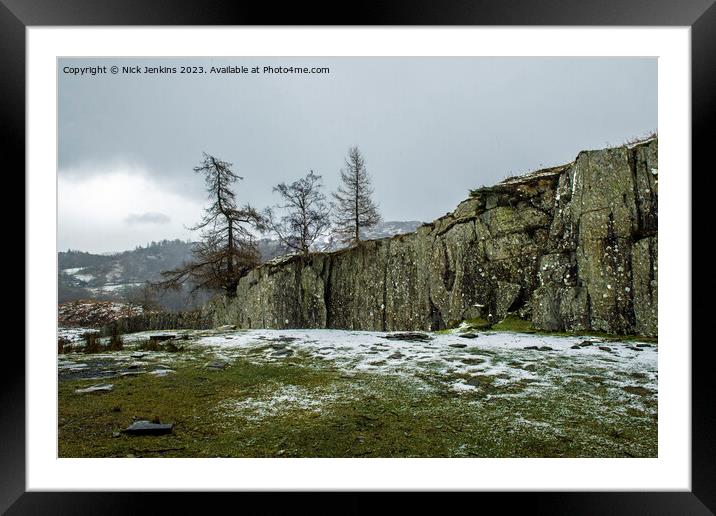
58, 57, 657, 254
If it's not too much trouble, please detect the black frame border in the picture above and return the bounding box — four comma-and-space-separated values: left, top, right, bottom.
7, 1, 714, 513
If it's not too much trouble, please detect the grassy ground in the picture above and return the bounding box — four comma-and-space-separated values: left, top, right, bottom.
58, 347, 657, 458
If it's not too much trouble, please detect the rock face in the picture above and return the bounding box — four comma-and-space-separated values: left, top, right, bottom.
214, 139, 657, 337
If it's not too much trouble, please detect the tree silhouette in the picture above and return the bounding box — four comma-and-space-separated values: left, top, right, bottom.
263, 171, 331, 257
331, 146, 381, 245
156, 153, 264, 298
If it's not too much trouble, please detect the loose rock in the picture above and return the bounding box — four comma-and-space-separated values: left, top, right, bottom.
75, 383, 113, 394
383, 332, 432, 343
205, 361, 229, 370
150, 369, 175, 377
123, 420, 173, 436
149, 334, 175, 342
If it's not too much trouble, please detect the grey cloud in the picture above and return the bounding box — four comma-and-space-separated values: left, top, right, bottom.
59, 57, 656, 252
124, 212, 171, 225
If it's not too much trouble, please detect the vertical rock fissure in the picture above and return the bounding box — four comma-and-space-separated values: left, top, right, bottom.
627, 147, 644, 237
324, 257, 334, 328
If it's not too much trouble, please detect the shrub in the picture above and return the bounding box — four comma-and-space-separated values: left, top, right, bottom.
83, 333, 101, 354
108, 326, 124, 351
138, 339, 160, 351
137, 338, 184, 352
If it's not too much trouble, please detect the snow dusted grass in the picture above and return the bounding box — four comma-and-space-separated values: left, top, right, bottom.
194, 329, 657, 401
58, 328, 657, 458
216, 383, 341, 424
58, 326, 99, 343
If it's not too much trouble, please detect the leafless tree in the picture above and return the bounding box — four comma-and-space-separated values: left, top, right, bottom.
263, 171, 331, 256
156, 153, 264, 298
126, 282, 159, 311
331, 146, 381, 245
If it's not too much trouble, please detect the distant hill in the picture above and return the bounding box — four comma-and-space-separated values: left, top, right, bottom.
58, 239, 206, 310
58, 221, 423, 310
314, 220, 424, 252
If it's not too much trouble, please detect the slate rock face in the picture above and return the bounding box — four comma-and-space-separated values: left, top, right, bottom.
213, 139, 657, 337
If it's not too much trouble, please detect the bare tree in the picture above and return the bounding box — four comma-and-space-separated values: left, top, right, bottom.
126, 282, 159, 311
331, 146, 381, 245
156, 153, 264, 298
263, 171, 331, 257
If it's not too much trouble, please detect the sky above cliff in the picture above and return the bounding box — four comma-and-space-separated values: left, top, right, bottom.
58, 57, 657, 253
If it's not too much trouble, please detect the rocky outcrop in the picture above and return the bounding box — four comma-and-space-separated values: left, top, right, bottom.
214, 139, 658, 337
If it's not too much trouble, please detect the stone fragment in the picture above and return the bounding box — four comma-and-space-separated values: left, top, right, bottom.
205, 361, 229, 370
123, 420, 173, 436
75, 383, 113, 394
271, 349, 294, 358
383, 332, 432, 342
150, 369, 175, 376
149, 334, 175, 342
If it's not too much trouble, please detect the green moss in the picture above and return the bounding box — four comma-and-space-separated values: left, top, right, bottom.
492, 315, 536, 333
